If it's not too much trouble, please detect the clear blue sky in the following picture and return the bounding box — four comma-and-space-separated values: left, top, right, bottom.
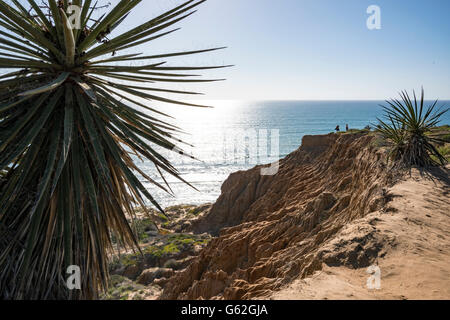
8, 0, 449, 100
118, 0, 450, 101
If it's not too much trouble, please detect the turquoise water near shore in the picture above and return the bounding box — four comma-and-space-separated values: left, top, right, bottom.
136, 100, 450, 207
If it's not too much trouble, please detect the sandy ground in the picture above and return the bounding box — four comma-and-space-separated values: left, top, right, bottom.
270, 167, 450, 300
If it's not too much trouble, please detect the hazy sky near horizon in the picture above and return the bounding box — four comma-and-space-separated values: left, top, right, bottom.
118, 0, 450, 101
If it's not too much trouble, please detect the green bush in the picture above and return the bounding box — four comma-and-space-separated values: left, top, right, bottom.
377, 89, 449, 167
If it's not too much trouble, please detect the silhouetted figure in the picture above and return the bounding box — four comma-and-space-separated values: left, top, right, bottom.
335, 125, 340, 132
346, 124, 349, 132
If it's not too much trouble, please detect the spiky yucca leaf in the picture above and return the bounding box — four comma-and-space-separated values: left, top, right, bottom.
377, 89, 449, 167
0, 0, 228, 299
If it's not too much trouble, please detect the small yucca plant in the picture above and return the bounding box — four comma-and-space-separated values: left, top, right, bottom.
0, 0, 228, 299
377, 89, 449, 167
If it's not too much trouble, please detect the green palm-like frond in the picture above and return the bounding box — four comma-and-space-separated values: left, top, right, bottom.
377, 88, 449, 167
0, 0, 228, 299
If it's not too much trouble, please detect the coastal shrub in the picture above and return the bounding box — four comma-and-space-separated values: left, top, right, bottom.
189, 207, 204, 215
162, 243, 180, 255
434, 144, 450, 162
130, 218, 158, 242
0, 0, 226, 299
110, 233, 210, 272
109, 275, 128, 287
377, 89, 449, 167
441, 134, 450, 143
163, 259, 180, 269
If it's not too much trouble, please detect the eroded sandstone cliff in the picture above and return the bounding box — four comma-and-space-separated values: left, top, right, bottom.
161, 133, 395, 299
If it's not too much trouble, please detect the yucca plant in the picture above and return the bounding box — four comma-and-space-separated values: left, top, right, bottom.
0, 0, 228, 299
377, 89, 449, 167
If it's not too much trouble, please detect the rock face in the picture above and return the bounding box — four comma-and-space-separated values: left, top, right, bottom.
161, 133, 393, 300
137, 268, 174, 286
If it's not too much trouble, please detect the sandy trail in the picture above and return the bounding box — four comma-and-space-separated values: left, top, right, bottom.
270, 167, 450, 300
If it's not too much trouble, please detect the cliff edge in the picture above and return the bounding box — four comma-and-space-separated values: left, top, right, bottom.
270, 167, 450, 300
161, 132, 450, 300
159, 133, 388, 299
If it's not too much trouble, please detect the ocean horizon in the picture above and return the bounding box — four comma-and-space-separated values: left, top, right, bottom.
136, 100, 450, 207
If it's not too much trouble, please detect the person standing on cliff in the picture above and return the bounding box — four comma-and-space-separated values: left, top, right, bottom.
346, 124, 349, 132
335, 125, 340, 132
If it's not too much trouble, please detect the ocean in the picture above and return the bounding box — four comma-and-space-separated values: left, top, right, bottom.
135, 100, 450, 207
